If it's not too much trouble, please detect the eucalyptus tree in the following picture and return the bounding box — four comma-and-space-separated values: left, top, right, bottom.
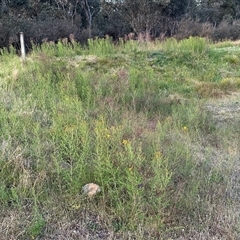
102, 0, 170, 35
196, 0, 238, 23
81, 0, 100, 37
164, 0, 198, 18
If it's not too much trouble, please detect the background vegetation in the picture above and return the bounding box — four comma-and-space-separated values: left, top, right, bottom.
1, 37, 240, 239
2, 0, 240, 50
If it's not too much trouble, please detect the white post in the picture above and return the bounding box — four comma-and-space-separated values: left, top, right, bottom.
19, 32, 26, 61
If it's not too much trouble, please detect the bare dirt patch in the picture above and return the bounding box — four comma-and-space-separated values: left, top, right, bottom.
204, 91, 240, 128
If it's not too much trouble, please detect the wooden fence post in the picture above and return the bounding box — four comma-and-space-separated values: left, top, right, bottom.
19, 32, 26, 61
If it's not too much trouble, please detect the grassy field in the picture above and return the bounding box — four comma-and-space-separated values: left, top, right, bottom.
0, 37, 240, 239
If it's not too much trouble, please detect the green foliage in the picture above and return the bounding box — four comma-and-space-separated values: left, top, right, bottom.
0, 37, 239, 238
162, 37, 208, 54
31, 40, 80, 57
74, 72, 92, 104
10, 0, 28, 7
178, 37, 208, 53
26, 210, 45, 238
87, 37, 115, 56
0, 45, 18, 61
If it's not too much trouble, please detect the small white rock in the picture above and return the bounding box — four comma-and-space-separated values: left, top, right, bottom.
82, 183, 101, 198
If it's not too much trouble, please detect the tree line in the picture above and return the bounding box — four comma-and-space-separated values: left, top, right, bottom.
1, 0, 240, 49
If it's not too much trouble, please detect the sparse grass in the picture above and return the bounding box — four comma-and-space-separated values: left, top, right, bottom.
0, 37, 240, 239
